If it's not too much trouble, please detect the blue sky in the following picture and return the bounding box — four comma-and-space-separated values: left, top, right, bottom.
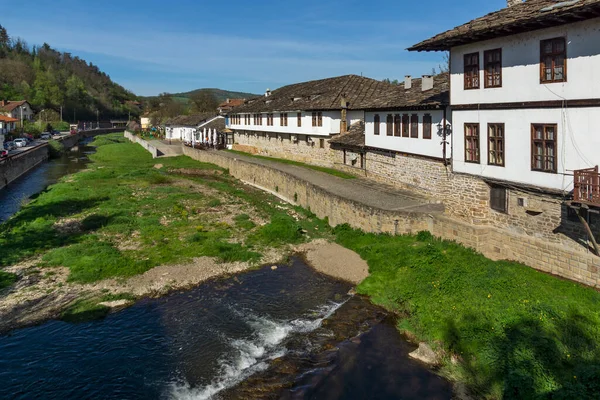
2, 0, 506, 96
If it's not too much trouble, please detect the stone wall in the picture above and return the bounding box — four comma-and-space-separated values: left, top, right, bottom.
233, 131, 335, 167
124, 131, 161, 158
178, 146, 600, 289
0, 144, 49, 190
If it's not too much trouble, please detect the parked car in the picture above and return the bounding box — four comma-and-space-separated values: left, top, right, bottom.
13, 138, 28, 148
4, 141, 16, 151
40, 132, 52, 140
0, 149, 8, 158
52, 129, 61, 136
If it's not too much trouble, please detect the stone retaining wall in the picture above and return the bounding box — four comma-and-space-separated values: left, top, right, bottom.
0, 145, 49, 190
124, 131, 161, 158
179, 146, 600, 288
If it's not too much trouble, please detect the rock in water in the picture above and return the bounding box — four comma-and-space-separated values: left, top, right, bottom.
409, 342, 439, 366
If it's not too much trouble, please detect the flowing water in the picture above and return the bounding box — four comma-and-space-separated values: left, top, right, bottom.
0, 139, 94, 222
0, 259, 452, 399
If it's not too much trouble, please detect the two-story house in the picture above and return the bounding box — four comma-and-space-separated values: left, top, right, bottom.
409, 0, 600, 252
0, 100, 34, 124
226, 75, 412, 167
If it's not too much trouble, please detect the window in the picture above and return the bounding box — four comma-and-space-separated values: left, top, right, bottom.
319, 138, 324, 149
484, 49, 502, 88
386, 114, 393, 136
488, 123, 505, 166
266, 113, 273, 126
540, 37, 566, 83
410, 114, 419, 138
531, 124, 557, 173
394, 114, 401, 137
282, 113, 288, 126
297, 112, 302, 127
464, 52, 480, 89
374, 114, 380, 135
312, 112, 323, 127
402, 114, 409, 137
423, 114, 432, 139
490, 185, 507, 213
464, 123, 480, 163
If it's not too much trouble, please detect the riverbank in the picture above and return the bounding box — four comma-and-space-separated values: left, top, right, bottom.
0, 133, 365, 333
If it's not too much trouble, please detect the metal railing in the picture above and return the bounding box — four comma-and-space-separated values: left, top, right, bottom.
574, 166, 600, 206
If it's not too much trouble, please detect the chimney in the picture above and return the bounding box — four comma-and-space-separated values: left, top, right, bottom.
404, 75, 412, 90
265, 89, 271, 97
422, 75, 434, 91
340, 97, 348, 134
226, 98, 230, 104
507, 0, 522, 7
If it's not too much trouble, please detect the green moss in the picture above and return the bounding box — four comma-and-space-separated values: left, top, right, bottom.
334, 224, 600, 399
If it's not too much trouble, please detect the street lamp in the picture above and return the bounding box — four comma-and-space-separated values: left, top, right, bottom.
20, 105, 24, 136
96, 109, 99, 129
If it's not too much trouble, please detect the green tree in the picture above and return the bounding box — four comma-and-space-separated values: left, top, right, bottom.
189, 90, 218, 113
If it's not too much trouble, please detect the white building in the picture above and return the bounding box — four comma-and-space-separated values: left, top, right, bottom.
0, 100, 34, 124
164, 113, 217, 141
409, 0, 600, 197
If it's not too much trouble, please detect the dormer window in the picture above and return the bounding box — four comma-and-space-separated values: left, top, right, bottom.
540, 37, 566, 83
464, 52, 480, 89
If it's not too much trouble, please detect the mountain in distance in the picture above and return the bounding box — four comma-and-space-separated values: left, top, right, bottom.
142, 88, 258, 105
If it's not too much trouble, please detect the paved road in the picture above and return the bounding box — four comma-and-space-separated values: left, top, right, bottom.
2, 133, 71, 159
152, 141, 444, 215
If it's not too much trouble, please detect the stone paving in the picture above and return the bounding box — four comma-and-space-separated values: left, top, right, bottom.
156, 142, 444, 215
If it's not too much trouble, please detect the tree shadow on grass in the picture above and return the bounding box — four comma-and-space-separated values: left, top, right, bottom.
442, 309, 600, 399
0, 197, 110, 267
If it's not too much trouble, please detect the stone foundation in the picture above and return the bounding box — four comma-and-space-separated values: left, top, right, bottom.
179, 146, 600, 288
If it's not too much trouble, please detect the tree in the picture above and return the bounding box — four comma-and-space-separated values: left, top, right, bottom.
189, 90, 218, 113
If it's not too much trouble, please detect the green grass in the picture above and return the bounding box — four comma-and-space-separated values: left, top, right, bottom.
0, 271, 17, 290
334, 224, 600, 399
226, 150, 356, 179
0, 132, 326, 284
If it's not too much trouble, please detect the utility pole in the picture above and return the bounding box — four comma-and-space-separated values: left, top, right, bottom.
60, 106, 63, 122
96, 109, 99, 129
20, 106, 24, 136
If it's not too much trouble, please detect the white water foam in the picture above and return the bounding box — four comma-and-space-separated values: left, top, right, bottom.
169, 300, 347, 400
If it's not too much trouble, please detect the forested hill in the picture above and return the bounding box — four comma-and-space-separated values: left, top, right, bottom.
170, 88, 258, 103
0, 24, 139, 122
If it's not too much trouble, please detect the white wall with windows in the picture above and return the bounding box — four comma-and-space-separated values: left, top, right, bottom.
228, 111, 344, 136
450, 17, 600, 105
365, 109, 450, 160
452, 107, 600, 191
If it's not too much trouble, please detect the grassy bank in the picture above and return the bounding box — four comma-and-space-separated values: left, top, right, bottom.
0, 133, 330, 285
334, 225, 600, 399
226, 150, 356, 179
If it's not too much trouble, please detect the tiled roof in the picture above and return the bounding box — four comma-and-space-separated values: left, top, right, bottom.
0, 100, 28, 113
230, 74, 448, 113
199, 116, 226, 132
218, 99, 245, 108
164, 112, 217, 126
0, 115, 18, 122
359, 74, 449, 110
409, 0, 600, 51
329, 121, 366, 149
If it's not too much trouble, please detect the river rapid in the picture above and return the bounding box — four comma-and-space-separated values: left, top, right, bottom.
0, 259, 452, 399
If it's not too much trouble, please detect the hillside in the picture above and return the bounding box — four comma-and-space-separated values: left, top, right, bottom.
170, 88, 258, 103
0, 24, 139, 122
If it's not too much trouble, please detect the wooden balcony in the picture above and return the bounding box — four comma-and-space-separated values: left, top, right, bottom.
574, 166, 600, 207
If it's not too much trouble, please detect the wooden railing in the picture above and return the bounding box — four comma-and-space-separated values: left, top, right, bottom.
574, 166, 600, 207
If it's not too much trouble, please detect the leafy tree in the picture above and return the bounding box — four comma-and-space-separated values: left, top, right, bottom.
189, 90, 218, 112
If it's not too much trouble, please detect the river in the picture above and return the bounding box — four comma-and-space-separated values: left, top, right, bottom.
0, 138, 452, 399
0, 259, 452, 399
0, 139, 94, 222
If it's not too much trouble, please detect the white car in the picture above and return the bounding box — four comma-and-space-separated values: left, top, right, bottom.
13, 138, 28, 148
40, 133, 52, 140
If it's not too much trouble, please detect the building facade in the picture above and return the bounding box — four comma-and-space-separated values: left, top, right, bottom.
409, 0, 600, 254
0, 101, 34, 124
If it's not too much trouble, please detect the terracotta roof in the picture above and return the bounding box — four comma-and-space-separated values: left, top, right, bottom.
329, 121, 366, 149
0, 100, 28, 113
164, 112, 217, 126
218, 99, 245, 108
0, 115, 18, 122
409, 0, 600, 51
